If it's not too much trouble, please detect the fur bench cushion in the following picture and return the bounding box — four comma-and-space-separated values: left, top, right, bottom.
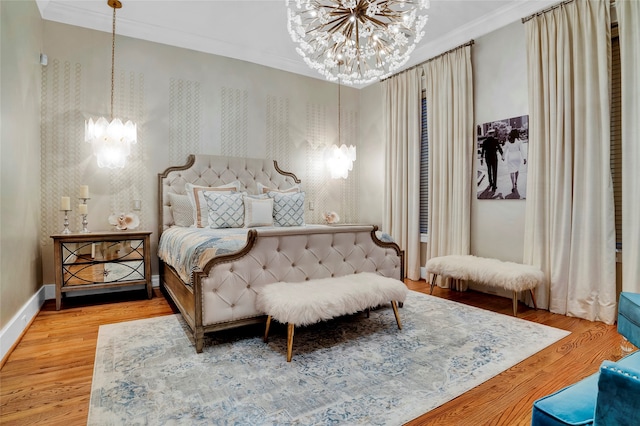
256, 272, 407, 326
426, 255, 543, 292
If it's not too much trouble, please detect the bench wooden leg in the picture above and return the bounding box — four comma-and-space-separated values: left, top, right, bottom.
391, 301, 402, 329
513, 290, 538, 316
264, 315, 272, 343
430, 274, 438, 294
529, 289, 538, 310
286, 323, 295, 362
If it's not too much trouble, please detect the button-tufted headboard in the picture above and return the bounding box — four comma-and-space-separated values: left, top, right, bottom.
158, 154, 301, 235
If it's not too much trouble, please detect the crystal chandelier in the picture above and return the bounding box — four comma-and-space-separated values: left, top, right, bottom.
326, 143, 357, 178
85, 0, 137, 169
286, 0, 430, 85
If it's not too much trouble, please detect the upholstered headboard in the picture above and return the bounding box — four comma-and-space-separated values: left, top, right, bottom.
158, 154, 301, 234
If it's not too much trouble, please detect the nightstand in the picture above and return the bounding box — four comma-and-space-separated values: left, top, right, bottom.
50, 230, 152, 310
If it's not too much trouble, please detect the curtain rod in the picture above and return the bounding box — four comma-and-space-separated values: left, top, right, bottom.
380, 39, 474, 83
521, 0, 575, 23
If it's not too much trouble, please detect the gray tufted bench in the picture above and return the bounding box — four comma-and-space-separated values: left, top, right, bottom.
256, 272, 408, 362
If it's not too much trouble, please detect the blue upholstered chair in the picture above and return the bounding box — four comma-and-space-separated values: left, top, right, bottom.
531, 292, 640, 426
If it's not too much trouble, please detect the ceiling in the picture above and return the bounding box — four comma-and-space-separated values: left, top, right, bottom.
35, 0, 560, 87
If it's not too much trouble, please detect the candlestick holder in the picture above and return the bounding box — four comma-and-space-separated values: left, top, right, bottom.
60, 209, 72, 234
78, 198, 90, 233
80, 214, 90, 233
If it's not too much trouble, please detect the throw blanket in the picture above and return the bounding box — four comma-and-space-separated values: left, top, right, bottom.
158, 227, 252, 283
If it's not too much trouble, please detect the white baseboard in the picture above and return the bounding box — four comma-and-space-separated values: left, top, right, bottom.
0, 286, 47, 363
1, 275, 160, 364
420, 266, 427, 280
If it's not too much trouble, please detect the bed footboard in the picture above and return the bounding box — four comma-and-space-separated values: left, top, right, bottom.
190, 225, 403, 352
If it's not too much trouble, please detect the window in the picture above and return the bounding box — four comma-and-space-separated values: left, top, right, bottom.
611, 25, 621, 250
420, 93, 429, 240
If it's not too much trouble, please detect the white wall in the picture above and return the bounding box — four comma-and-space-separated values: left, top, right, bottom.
0, 1, 43, 330
470, 21, 528, 295
358, 83, 385, 228
471, 21, 528, 263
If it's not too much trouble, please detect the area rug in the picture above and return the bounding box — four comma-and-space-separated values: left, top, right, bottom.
89, 291, 569, 425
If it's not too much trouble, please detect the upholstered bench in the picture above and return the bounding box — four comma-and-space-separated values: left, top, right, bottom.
425, 254, 543, 316
531, 292, 640, 426
256, 272, 408, 362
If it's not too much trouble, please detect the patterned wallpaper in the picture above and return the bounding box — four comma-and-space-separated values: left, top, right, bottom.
169, 78, 201, 165
39, 58, 360, 251
40, 60, 147, 245
220, 87, 248, 158
40, 59, 83, 245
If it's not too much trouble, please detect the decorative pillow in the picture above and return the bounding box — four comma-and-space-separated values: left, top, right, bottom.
204, 191, 245, 228
244, 196, 274, 227
168, 193, 194, 227
257, 182, 300, 194
269, 191, 305, 227
186, 181, 240, 227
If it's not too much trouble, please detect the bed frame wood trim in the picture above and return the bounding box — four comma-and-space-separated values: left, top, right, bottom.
273, 161, 301, 184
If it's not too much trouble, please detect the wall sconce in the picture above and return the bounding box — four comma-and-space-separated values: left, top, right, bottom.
84, 0, 137, 169
325, 144, 356, 179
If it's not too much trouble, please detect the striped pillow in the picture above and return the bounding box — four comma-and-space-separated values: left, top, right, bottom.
185, 181, 240, 227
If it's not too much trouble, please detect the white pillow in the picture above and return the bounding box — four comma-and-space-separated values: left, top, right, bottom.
269, 191, 305, 227
257, 182, 300, 194
204, 191, 245, 229
244, 196, 274, 227
168, 193, 193, 227
185, 181, 240, 227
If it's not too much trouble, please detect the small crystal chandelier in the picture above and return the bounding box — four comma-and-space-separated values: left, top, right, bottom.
325, 82, 356, 179
286, 0, 430, 85
85, 0, 137, 169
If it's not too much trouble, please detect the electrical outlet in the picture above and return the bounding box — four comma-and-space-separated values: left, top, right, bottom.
309, 202, 314, 211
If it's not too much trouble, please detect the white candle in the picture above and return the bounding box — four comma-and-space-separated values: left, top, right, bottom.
78, 204, 88, 215
80, 185, 89, 199
60, 196, 70, 211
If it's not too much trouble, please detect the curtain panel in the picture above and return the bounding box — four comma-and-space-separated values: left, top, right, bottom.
383, 69, 422, 281
523, 0, 616, 323
422, 45, 474, 290
616, 0, 640, 294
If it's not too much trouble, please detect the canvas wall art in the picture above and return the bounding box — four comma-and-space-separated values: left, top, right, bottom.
477, 115, 529, 200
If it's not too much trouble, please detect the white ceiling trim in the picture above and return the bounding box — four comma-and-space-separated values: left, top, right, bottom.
36, 0, 563, 88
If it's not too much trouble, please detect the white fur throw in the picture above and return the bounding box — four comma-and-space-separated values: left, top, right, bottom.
426, 255, 543, 292
256, 273, 408, 326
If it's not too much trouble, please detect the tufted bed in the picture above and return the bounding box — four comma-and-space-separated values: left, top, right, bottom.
158, 154, 404, 352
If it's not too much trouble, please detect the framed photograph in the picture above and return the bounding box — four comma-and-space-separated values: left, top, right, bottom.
476, 115, 529, 200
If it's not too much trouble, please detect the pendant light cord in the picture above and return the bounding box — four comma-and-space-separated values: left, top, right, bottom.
110, 4, 116, 120
338, 81, 341, 145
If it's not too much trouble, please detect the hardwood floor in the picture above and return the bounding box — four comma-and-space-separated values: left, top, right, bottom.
0, 281, 626, 425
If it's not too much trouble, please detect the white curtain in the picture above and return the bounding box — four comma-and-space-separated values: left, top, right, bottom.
616, 0, 640, 294
523, 0, 617, 323
423, 45, 474, 290
383, 68, 422, 281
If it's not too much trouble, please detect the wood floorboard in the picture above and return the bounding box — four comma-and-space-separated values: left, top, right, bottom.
0, 282, 628, 425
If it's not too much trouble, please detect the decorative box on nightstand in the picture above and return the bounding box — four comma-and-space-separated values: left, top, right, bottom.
50, 230, 152, 310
